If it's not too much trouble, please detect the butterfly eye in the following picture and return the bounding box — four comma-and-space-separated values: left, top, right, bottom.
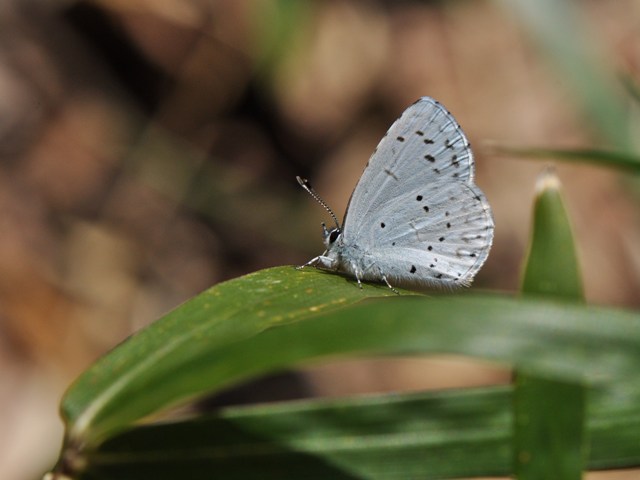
329, 229, 340, 243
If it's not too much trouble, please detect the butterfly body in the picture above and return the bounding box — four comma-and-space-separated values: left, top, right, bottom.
300, 97, 494, 290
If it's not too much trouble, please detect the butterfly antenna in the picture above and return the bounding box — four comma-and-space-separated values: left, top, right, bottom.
296, 176, 341, 230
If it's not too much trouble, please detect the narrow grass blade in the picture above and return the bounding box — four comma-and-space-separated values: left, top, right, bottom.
520, 168, 583, 299
491, 145, 640, 173
515, 169, 586, 480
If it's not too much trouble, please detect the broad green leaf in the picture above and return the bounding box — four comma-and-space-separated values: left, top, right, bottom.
61, 266, 400, 447
516, 170, 586, 480
59, 267, 640, 452
73, 384, 640, 479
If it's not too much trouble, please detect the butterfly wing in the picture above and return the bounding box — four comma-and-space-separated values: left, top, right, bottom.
341, 97, 476, 243
356, 180, 494, 287
336, 97, 493, 288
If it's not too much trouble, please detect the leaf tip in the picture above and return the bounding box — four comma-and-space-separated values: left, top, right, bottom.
535, 166, 561, 195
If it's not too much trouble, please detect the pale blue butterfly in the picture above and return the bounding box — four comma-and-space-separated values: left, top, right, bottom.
298, 97, 494, 291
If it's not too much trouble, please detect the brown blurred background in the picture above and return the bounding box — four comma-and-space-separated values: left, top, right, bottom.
1, 1, 640, 478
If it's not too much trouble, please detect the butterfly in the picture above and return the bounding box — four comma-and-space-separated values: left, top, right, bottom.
298, 97, 494, 291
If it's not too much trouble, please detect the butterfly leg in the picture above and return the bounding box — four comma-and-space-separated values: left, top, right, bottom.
297, 254, 335, 270
370, 262, 399, 294
381, 273, 399, 295
297, 256, 320, 270
350, 262, 364, 289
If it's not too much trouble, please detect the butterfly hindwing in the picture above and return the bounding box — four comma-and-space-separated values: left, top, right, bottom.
356, 180, 494, 287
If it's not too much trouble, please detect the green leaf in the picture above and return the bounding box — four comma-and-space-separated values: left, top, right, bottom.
520, 169, 583, 300
53, 261, 640, 478
515, 169, 586, 480
491, 146, 640, 173
513, 377, 587, 480
75, 384, 640, 479
59, 268, 640, 451
61, 266, 400, 447
84, 387, 514, 480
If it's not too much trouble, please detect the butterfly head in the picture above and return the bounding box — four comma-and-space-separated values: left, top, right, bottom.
321, 222, 342, 249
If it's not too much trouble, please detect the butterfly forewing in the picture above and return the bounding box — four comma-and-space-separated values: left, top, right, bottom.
342, 97, 475, 243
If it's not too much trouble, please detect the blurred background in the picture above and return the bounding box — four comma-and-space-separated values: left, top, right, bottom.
1, 0, 640, 478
